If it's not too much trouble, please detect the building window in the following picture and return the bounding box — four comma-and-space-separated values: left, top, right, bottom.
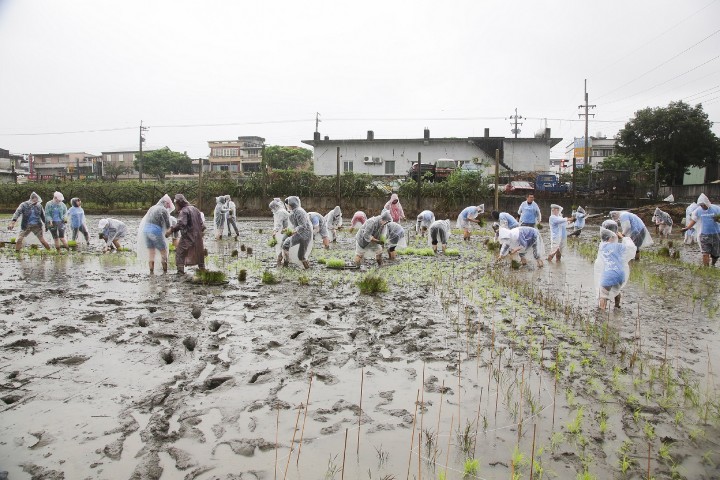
343, 161, 353, 172
384, 160, 395, 175
212, 147, 239, 157
220, 165, 229, 171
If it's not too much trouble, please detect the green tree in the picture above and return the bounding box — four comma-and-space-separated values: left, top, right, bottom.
102, 161, 131, 181
597, 153, 651, 172
264, 146, 312, 170
616, 101, 719, 185
134, 147, 193, 182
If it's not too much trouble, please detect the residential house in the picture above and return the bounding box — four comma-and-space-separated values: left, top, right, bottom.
302, 128, 561, 177
30, 152, 97, 180
207, 136, 265, 173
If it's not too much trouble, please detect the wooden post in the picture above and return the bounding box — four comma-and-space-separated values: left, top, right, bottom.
261, 144, 267, 200
336, 147, 341, 205
494, 149, 500, 211
572, 157, 577, 204
198, 156, 204, 212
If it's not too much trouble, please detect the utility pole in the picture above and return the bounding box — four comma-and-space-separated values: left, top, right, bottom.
494, 149, 500, 212
508, 108, 523, 138
336, 147, 341, 205
577, 79, 596, 170
416, 152, 422, 210
138, 120, 148, 182
315, 112, 321, 133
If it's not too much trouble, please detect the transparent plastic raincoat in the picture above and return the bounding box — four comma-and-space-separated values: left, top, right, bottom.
136, 194, 174, 263
324, 206, 342, 241
351, 211, 367, 229
652, 207, 673, 237
456, 205, 485, 229
383, 193, 405, 222
610, 211, 653, 249
355, 211, 391, 257
385, 221, 407, 250
572, 206, 586, 230
269, 198, 290, 255
594, 227, 636, 302
428, 219, 451, 247
213, 196, 229, 238
684, 202, 698, 245
282, 196, 313, 263
416, 210, 435, 234
98, 218, 128, 247
308, 212, 330, 240
548, 204, 567, 254
498, 226, 545, 259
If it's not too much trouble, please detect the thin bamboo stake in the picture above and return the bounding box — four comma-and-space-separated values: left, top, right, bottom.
444, 414, 454, 479
357, 368, 364, 455
434, 380, 445, 465
473, 387, 484, 457
529, 423, 537, 480
419, 363, 425, 470
274, 407, 280, 480
418, 431, 422, 480
552, 352, 558, 431
647, 442, 651, 480
518, 364, 525, 443
406, 389, 420, 480
341, 428, 348, 480
296, 374, 313, 465
283, 404, 303, 480
458, 350, 462, 429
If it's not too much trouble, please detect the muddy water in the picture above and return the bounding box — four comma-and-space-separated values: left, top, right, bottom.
0, 215, 718, 479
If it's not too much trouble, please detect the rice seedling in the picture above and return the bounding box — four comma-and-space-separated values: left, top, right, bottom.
456, 421, 474, 457
445, 248, 460, 256
317, 257, 327, 264
416, 248, 435, 256
511, 259, 521, 270
298, 275, 309, 286
357, 272, 388, 295
374, 444, 389, 467
463, 458, 479, 477
325, 258, 346, 269
566, 406, 584, 435
268, 236, 277, 247
282, 228, 294, 236
193, 269, 227, 285
261, 270, 278, 284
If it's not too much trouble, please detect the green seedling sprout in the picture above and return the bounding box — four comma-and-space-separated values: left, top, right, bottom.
261, 270, 278, 284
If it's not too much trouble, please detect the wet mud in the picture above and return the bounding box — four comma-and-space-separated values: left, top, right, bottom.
0, 214, 718, 479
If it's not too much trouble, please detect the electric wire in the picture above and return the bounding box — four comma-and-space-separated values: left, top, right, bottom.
596, 27, 720, 102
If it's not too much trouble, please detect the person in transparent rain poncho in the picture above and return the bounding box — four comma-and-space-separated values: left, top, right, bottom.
324, 206, 342, 243
497, 226, 545, 268
350, 211, 367, 232
651, 207, 673, 242
517, 193, 541, 227
609, 210, 653, 260
428, 219, 451, 254
269, 198, 290, 257
491, 210, 519, 229
682, 193, 720, 267
601, 219, 618, 233
355, 210, 392, 267
98, 218, 128, 253
456, 204, 484, 241
67, 198, 90, 245
415, 210, 435, 237
384, 221, 407, 261
383, 193, 406, 222
682, 202, 698, 245
213, 196, 230, 240
594, 227, 637, 310
225, 195, 240, 238
8, 192, 52, 252
568, 206, 587, 237
547, 204, 569, 262
280, 196, 313, 269
308, 211, 331, 249
45, 191, 69, 252
137, 194, 174, 274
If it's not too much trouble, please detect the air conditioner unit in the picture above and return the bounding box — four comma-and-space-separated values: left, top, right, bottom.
364, 156, 382, 164
373, 157, 382, 164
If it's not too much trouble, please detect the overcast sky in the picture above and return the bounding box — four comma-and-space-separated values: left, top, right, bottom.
1, 0, 719, 160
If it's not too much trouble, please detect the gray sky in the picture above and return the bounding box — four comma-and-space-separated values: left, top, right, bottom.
1, 0, 719, 160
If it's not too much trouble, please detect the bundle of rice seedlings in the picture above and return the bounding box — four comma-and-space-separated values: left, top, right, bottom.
416, 248, 435, 256
326, 258, 346, 269
657, 246, 671, 257
298, 275, 309, 285
398, 247, 417, 255
67, 240, 78, 250
246, 247, 253, 255
282, 228, 294, 236
511, 259, 521, 269
194, 269, 227, 285
536, 223, 544, 230
486, 240, 501, 251
317, 257, 327, 264
261, 270, 278, 284
268, 237, 277, 247
231, 249, 239, 257
238, 269, 247, 281
240, 244, 246, 252
357, 272, 388, 295
9, 238, 16, 244
445, 248, 460, 256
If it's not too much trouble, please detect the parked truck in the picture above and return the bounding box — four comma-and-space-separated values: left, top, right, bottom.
534, 173, 568, 193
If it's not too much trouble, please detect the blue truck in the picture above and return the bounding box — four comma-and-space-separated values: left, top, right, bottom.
534, 173, 568, 193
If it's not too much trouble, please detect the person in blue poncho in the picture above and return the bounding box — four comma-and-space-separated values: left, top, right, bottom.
67, 197, 90, 245
517, 193, 541, 227
683, 193, 720, 267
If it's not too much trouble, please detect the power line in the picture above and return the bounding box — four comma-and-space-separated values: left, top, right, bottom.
0, 126, 136, 136
596, 0, 718, 75
597, 27, 720, 101
603, 54, 720, 106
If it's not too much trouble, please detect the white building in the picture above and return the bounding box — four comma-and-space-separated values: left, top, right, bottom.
302, 128, 561, 176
